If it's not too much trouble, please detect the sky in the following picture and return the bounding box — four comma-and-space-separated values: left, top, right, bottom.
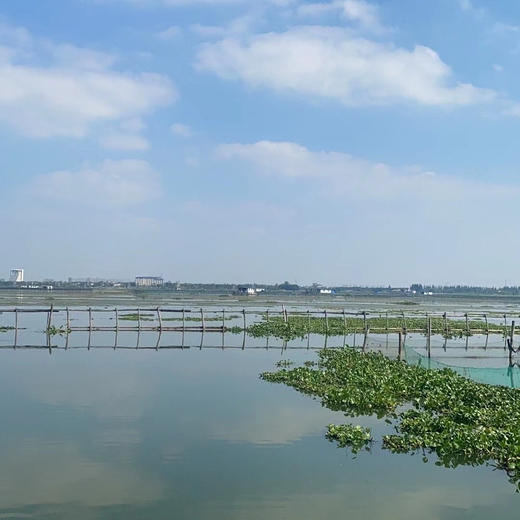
1, 0, 520, 286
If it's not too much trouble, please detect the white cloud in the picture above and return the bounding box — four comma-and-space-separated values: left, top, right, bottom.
191, 15, 256, 38
171, 122, 194, 137
156, 25, 181, 40
94, 0, 291, 5
216, 140, 512, 200
0, 23, 176, 138
298, 0, 385, 33
101, 133, 150, 151
197, 26, 495, 107
33, 159, 161, 206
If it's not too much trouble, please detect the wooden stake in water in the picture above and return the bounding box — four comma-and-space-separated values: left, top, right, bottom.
14, 308, 18, 347
201, 308, 205, 332
66, 307, 70, 331
157, 307, 162, 331
443, 312, 448, 336
324, 309, 329, 335
182, 309, 186, 332
398, 331, 403, 360
484, 313, 488, 334
465, 313, 469, 336
362, 327, 369, 351
427, 317, 431, 358
504, 314, 508, 349
47, 305, 53, 332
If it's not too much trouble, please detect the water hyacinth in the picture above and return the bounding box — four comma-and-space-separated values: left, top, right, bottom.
248, 315, 508, 341
261, 349, 520, 490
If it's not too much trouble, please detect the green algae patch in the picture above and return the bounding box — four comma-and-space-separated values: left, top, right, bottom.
0, 326, 14, 332
261, 349, 520, 489
248, 315, 506, 341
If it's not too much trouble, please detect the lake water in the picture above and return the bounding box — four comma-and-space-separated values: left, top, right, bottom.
1, 290, 520, 518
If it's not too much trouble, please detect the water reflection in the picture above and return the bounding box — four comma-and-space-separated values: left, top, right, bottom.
0, 345, 520, 518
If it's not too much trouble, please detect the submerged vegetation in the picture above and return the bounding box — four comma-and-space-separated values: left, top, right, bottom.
0, 326, 14, 332
46, 326, 70, 336
247, 315, 509, 341
261, 349, 520, 489
119, 313, 240, 322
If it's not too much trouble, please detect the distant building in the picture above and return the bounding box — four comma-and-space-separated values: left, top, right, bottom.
238, 286, 257, 295
9, 269, 24, 283
135, 276, 164, 287
320, 288, 333, 294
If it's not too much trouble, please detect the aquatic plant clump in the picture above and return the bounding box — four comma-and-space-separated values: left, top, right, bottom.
119, 313, 240, 322
326, 424, 372, 453
0, 326, 14, 332
261, 349, 520, 489
46, 326, 71, 336
248, 315, 508, 340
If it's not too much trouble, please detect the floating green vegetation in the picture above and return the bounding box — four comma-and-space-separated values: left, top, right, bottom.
261, 349, 520, 490
0, 326, 14, 333
119, 313, 154, 321
46, 325, 70, 336
247, 316, 508, 341
119, 314, 240, 322
163, 315, 240, 322
275, 359, 294, 368
326, 424, 372, 453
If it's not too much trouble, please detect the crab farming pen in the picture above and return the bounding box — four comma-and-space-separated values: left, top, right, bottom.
0, 306, 519, 362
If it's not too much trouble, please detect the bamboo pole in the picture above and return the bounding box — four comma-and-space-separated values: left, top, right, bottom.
201, 308, 205, 333
47, 305, 53, 332
157, 307, 162, 331
14, 308, 18, 347
427, 317, 431, 358
398, 331, 402, 360
324, 309, 329, 335
505, 314, 508, 349
362, 328, 369, 351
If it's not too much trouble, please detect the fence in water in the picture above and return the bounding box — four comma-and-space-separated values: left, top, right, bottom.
1, 306, 520, 359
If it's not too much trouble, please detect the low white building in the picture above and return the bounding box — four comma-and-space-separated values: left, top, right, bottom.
9, 269, 24, 283
135, 276, 164, 287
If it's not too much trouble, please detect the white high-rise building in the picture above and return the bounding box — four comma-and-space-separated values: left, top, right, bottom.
9, 269, 24, 283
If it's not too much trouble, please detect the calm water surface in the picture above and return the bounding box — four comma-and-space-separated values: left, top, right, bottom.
1, 291, 520, 518
0, 346, 519, 519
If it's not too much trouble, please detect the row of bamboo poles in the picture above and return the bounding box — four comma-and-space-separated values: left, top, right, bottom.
1, 306, 519, 334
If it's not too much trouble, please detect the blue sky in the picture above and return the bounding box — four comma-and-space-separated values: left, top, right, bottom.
1, 0, 520, 285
